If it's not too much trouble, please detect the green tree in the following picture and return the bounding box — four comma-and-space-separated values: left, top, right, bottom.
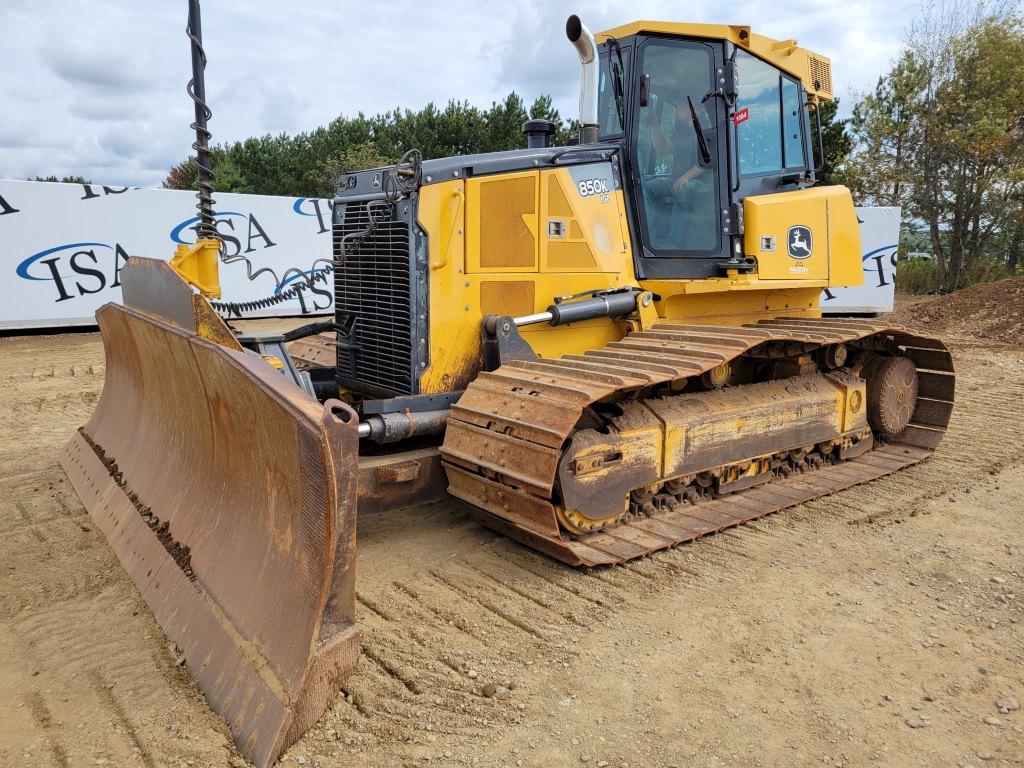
918, 15, 1024, 287
811, 98, 852, 186
162, 158, 197, 191
31, 175, 91, 184
529, 94, 578, 146
163, 91, 574, 197
845, 2, 1024, 290
844, 51, 927, 206
309, 141, 391, 198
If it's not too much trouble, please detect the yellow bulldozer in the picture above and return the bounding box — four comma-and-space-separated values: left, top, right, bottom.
60, 8, 954, 767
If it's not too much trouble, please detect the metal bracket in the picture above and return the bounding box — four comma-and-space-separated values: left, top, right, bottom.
482, 315, 540, 371
726, 201, 744, 237
716, 256, 757, 274
571, 451, 623, 476
633, 291, 659, 332
361, 391, 464, 416
169, 238, 221, 298
237, 332, 316, 398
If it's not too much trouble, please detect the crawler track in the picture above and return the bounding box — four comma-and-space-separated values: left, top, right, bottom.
441, 318, 954, 565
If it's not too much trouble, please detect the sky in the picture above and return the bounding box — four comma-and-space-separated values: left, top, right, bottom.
0, 0, 921, 187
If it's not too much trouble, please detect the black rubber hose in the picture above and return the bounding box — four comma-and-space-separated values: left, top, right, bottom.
282, 320, 336, 342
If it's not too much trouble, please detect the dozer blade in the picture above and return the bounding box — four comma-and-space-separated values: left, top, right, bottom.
59, 258, 360, 768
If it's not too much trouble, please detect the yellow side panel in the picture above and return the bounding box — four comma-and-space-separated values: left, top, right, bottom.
466, 172, 538, 272
825, 191, 862, 287
539, 167, 631, 273
419, 169, 638, 394
419, 180, 480, 393
480, 280, 535, 317
744, 188, 829, 280
743, 185, 862, 287
422, 175, 862, 395
642, 284, 823, 325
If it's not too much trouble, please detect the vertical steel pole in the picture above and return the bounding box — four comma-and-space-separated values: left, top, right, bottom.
186, 0, 215, 239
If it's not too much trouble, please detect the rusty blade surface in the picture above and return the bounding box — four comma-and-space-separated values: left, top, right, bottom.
60, 300, 360, 768
442, 318, 954, 567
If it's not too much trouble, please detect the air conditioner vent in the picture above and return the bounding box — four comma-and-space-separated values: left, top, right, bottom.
809, 56, 833, 97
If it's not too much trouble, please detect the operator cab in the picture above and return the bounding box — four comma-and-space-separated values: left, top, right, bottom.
592, 22, 829, 278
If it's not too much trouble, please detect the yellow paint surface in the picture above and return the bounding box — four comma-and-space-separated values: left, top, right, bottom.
418, 171, 863, 395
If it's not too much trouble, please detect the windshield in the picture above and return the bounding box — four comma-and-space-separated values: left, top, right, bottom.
635, 40, 720, 254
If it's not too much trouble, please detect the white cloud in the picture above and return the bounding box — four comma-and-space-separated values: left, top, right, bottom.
45, 41, 153, 93
0, 0, 923, 186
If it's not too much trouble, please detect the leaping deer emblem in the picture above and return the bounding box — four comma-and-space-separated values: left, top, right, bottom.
788, 227, 812, 258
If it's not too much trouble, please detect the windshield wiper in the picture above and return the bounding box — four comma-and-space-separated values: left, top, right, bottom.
607, 37, 626, 128
612, 62, 625, 126
687, 95, 712, 165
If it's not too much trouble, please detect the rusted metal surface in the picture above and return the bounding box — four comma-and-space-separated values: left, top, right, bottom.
557, 371, 868, 524
60, 288, 360, 768
357, 447, 448, 515
119, 257, 200, 330
863, 355, 919, 436
441, 318, 955, 566
118, 257, 244, 351
289, 331, 336, 369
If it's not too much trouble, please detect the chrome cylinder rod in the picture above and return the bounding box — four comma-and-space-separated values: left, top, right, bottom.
511, 311, 555, 327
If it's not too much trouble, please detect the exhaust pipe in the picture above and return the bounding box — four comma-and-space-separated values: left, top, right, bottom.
565, 14, 599, 144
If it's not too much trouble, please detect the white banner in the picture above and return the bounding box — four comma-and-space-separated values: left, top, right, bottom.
0, 179, 334, 329
0, 179, 900, 329
822, 206, 900, 315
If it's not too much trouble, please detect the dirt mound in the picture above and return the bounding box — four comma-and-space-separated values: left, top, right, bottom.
889, 277, 1024, 344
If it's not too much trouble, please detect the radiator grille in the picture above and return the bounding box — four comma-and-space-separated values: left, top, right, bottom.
549, 241, 597, 269
333, 200, 416, 396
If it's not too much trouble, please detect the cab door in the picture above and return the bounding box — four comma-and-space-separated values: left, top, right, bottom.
627, 36, 731, 278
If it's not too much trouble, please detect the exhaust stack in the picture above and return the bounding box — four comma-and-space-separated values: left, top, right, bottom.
565, 14, 599, 144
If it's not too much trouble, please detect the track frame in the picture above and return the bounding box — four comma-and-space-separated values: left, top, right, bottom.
442, 318, 954, 566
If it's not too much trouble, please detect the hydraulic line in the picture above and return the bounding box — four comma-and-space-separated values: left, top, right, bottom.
209, 151, 423, 319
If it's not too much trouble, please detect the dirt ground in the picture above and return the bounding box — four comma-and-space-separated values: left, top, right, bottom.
887, 277, 1024, 345
0, 304, 1022, 768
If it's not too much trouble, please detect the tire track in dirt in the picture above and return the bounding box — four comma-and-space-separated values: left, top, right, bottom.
0, 332, 234, 766
285, 342, 1024, 766
25, 690, 70, 768
7, 592, 234, 766
1, 330, 1021, 767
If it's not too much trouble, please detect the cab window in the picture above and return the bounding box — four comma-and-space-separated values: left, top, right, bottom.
598, 47, 630, 137
735, 50, 782, 174
736, 50, 808, 175
782, 77, 806, 168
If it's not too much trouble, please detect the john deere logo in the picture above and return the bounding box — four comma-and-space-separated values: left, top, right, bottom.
788, 226, 812, 259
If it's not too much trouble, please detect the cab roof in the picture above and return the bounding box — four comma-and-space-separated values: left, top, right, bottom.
597, 20, 834, 101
